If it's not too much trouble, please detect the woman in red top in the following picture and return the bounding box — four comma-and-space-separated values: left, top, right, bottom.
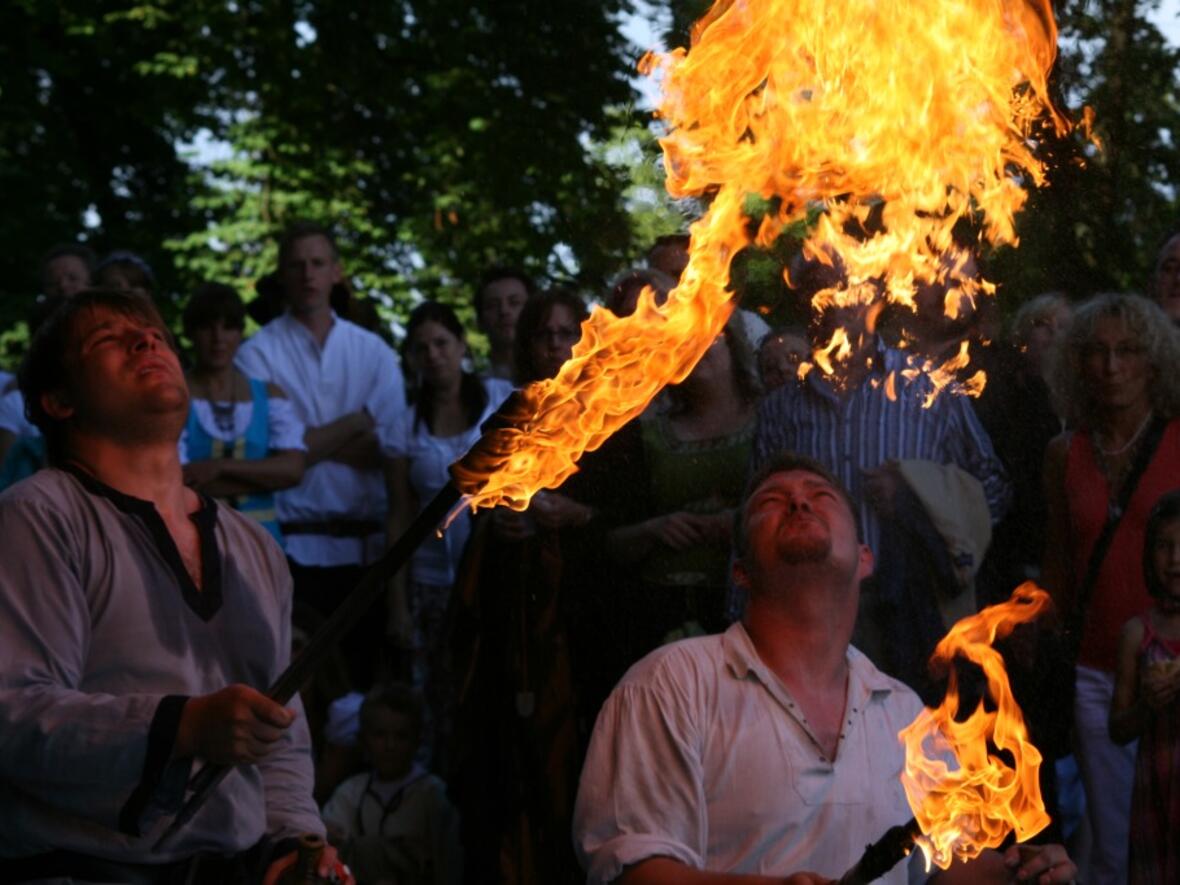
1043, 293, 1180, 883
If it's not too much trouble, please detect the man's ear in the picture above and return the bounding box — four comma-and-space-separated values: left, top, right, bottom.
856, 543, 874, 583
41, 389, 75, 421
732, 557, 750, 590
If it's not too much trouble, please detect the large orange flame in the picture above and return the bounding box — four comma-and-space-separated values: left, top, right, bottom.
899, 583, 1052, 870
453, 0, 1075, 510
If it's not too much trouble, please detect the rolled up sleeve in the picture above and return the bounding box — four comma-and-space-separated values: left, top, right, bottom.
573, 677, 707, 884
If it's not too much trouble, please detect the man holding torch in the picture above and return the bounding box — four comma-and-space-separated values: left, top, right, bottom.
0, 290, 348, 883
573, 453, 1075, 885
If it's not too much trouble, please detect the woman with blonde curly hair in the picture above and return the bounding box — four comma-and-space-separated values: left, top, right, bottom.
1043, 292, 1180, 882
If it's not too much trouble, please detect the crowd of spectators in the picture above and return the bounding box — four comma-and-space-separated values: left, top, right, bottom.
1, 223, 1179, 884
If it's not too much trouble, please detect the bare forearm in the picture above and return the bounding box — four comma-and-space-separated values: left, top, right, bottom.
305, 412, 369, 465
201, 452, 306, 497
330, 432, 382, 470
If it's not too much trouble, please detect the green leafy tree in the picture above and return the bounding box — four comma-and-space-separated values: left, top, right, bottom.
1, 0, 647, 366
990, 0, 1180, 302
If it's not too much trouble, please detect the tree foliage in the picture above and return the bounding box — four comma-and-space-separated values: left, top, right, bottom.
0, 0, 644, 363
3, 0, 1178, 370
990, 0, 1180, 303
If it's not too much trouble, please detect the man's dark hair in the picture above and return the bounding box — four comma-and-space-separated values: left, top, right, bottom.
94, 251, 157, 295
647, 232, 690, 255
277, 220, 340, 267
18, 289, 172, 465
182, 282, 247, 339
359, 683, 424, 743
474, 265, 535, 315
40, 243, 97, 278
734, 452, 862, 561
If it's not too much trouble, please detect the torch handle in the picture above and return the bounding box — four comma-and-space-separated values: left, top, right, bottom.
838, 818, 921, 885
152, 482, 463, 851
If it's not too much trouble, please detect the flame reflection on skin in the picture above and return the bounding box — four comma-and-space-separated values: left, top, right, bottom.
452, 0, 1080, 512
899, 583, 1053, 870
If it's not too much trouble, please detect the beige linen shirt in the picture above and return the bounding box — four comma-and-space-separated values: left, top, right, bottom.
574, 621, 926, 884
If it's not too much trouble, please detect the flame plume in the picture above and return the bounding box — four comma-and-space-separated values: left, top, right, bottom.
899, 583, 1053, 869
454, 0, 1075, 510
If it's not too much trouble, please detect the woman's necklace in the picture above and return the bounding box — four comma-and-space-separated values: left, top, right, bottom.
1093, 409, 1153, 457
208, 373, 240, 439
1093, 410, 1154, 513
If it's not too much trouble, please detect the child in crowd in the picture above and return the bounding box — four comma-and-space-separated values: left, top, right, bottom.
322, 685, 462, 885
1110, 491, 1180, 884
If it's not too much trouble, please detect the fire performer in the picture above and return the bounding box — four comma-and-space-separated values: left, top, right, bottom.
573, 453, 1075, 884
0, 290, 349, 883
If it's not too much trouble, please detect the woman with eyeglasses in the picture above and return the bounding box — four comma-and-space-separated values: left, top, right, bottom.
449, 289, 613, 882
1042, 293, 1180, 882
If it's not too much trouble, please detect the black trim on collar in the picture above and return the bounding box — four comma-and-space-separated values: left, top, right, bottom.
63, 464, 224, 621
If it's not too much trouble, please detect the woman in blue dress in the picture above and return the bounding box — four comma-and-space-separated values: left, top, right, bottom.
180, 283, 306, 543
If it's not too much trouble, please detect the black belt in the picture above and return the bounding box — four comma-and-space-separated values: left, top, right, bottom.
280, 519, 383, 538
0, 848, 254, 885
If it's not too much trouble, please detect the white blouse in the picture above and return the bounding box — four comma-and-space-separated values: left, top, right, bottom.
379, 377, 513, 586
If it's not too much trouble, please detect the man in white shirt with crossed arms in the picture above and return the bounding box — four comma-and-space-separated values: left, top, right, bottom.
236, 222, 405, 684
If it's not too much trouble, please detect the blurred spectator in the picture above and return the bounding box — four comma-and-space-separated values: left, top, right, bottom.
450, 289, 596, 884
1042, 293, 1180, 883
179, 283, 306, 543
645, 233, 770, 345
323, 685, 462, 885
236, 221, 407, 688
605, 314, 760, 659
475, 266, 534, 380
94, 250, 156, 299
0, 373, 35, 486
646, 233, 690, 281
39, 243, 95, 298
381, 302, 512, 768
971, 292, 1075, 842
1109, 491, 1180, 884
975, 292, 1072, 597
1012, 292, 1073, 378
605, 267, 676, 318
757, 326, 809, 391
906, 250, 983, 365
1151, 231, 1180, 327
0, 296, 67, 489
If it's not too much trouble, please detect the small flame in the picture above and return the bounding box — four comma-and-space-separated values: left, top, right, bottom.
900, 583, 1052, 869
452, 0, 1080, 511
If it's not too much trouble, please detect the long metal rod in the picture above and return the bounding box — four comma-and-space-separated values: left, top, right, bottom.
153, 481, 463, 850
838, 817, 921, 885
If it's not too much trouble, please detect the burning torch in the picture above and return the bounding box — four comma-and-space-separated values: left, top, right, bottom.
840, 584, 1055, 882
